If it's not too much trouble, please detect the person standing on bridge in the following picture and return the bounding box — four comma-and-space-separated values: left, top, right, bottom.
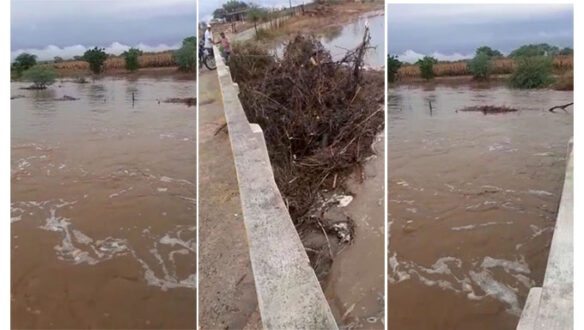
217, 32, 231, 63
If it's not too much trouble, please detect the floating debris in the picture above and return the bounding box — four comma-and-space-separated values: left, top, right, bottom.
163, 97, 196, 107
458, 105, 518, 114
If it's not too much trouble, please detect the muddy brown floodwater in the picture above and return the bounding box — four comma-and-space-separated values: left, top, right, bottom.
11, 77, 196, 329
388, 84, 573, 330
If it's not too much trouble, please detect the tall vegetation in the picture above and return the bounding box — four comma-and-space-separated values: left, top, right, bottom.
509, 56, 554, 89
214, 0, 249, 19
475, 46, 502, 58
122, 48, 143, 72
510, 43, 560, 57
416, 56, 437, 80
83, 47, 108, 74
468, 52, 491, 80
174, 36, 197, 71
247, 6, 268, 37
387, 55, 402, 83
22, 66, 57, 89
11, 53, 37, 78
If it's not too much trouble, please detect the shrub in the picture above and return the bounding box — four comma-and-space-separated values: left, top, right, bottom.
22, 66, 57, 89
174, 37, 197, 71
475, 46, 502, 58
122, 48, 143, 71
510, 43, 560, 58
83, 47, 108, 74
468, 52, 491, 80
416, 56, 437, 80
11, 53, 37, 78
509, 56, 554, 89
387, 55, 401, 83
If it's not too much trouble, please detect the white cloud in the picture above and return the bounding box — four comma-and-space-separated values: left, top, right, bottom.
397, 50, 474, 64
11, 42, 181, 61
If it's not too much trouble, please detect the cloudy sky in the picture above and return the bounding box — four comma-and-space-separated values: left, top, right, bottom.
11, 0, 196, 60
199, 0, 311, 22
388, 4, 573, 63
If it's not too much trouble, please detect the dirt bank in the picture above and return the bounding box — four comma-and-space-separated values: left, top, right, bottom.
215, 1, 383, 47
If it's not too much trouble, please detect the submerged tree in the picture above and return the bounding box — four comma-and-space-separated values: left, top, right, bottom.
416, 56, 437, 80
122, 48, 143, 72
509, 56, 554, 89
468, 52, 491, 80
22, 66, 57, 89
175, 37, 197, 71
83, 47, 108, 74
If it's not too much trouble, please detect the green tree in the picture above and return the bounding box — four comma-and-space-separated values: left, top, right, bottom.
12, 53, 37, 78
83, 47, 108, 74
174, 37, 197, 71
416, 56, 437, 80
509, 56, 554, 89
247, 6, 268, 37
213, 8, 227, 19
559, 47, 573, 56
223, 0, 248, 13
510, 43, 560, 58
475, 46, 502, 58
468, 52, 491, 80
122, 48, 143, 72
22, 66, 57, 89
387, 55, 401, 83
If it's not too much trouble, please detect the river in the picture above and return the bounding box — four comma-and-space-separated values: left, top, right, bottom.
11, 77, 196, 329
387, 84, 573, 329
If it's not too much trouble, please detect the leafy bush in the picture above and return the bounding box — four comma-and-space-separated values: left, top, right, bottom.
416, 56, 437, 80
387, 55, 401, 83
475, 46, 502, 58
510, 43, 560, 58
468, 52, 491, 80
122, 48, 143, 71
22, 66, 57, 89
83, 47, 108, 74
174, 37, 197, 71
11, 53, 37, 78
509, 56, 554, 89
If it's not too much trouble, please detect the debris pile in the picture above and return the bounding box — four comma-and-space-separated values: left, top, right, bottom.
163, 97, 197, 107
458, 105, 518, 114
230, 29, 383, 281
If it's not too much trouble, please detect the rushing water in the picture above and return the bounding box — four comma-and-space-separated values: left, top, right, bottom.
387, 84, 573, 329
11, 77, 196, 329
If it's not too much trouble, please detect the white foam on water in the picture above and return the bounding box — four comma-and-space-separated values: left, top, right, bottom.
451, 221, 513, 231
528, 189, 553, 196
469, 270, 521, 316
389, 252, 532, 315
109, 186, 133, 198
159, 176, 194, 186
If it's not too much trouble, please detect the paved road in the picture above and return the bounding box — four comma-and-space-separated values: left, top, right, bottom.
198, 69, 261, 329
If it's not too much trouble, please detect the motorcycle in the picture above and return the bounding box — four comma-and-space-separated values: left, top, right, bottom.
199, 40, 217, 71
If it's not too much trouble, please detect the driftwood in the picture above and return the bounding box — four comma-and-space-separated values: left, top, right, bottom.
548, 102, 573, 113
458, 105, 518, 114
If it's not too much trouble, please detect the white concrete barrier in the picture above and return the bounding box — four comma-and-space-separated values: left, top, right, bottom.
212, 46, 338, 329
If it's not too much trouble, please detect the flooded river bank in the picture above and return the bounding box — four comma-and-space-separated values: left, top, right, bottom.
388, 85, 573, 329
11, 77, 196, 329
